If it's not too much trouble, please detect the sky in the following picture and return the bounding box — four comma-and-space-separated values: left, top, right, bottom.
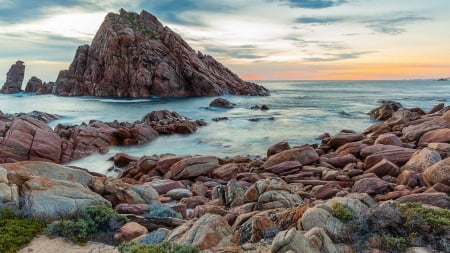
0, 0, 449, 83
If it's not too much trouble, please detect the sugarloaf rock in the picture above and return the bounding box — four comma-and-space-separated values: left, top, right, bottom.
54, 9, 268, 97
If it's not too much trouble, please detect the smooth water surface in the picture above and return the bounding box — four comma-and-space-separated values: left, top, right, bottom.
1, 80, 449, 173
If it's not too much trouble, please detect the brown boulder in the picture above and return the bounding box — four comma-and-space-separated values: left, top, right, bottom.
155, 155, 191, 174
114, 222, 148, 242
312, 182, 343, 200
263, 161, 302, 175
374, 133, 403, 147
115, 203, 150, 215
423, 157, 450, 186
428, 142, 450, 159
209, 98, 235, 108
369, 101, 402, 121
336, 140, 370, 156
352, 177, 390, 195
326, 154, 358, 168
169, 156, 219, 180
418, 128, 450, 147
364, 158, 400, 177
402, 117, 450, 142
262, 146, 318, 169
401, 148, 441, 173
397, 170, 420, 188
428, 103, 445, 114
168, 213, 232, 250
148, 179, 185, 195
0, 117, 62, 163
212, 163, 239, 180
267, 141, 291, 157
363, 146, 416, 168
328, 132, 365, 149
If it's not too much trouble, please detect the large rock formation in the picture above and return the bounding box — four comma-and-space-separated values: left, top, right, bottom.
1, 60, 25, 94
54, 9, 268, 98
24, 76, 43, 93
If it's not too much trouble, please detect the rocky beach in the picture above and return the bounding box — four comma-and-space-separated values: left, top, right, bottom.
0, 99, 449, 252
0, 7, 449, 253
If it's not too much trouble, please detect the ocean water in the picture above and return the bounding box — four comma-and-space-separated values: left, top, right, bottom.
1, 80, 449, 174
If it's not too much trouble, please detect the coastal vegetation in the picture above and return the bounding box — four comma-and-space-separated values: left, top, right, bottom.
0, 208, 46, 253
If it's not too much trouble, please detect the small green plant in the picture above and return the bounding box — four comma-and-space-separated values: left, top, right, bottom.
400, 202, 450, 230
145, 204, 182, 219
45, 205, 128, 244
119, 242, 200, 253
0, 208, 46, 253
331, 202, 355, 221
381, 235, 407, 252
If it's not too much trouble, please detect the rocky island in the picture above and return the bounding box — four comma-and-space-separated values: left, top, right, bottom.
53, 9, 268, 97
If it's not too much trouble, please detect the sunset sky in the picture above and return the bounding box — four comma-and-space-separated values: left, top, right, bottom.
0, 0, 449, 83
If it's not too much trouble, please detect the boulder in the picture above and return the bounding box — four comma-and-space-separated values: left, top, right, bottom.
0, 117, 62, 163
262, 146, 318, 169
402, 148, 441, 173
267, 141, 291, 157
0, 183, 19, 208
209, 98, 235, 108
374, 133, 403, 147
155, 155, 191, 174
212, 163, 239, 180
149, 179, 185, 195
2, 161, 95, 187
369, 101, 402, 121
364, 158, 400, 177
168, 213, 232, 250
328, 132, 365, 149
301, 195, 370, 242
402, 118, 450, 142
423, 157, 450, 186
428, 103, 445, 114
384, 108, 419, 126
256, 190, 302, 210
232, 211, 278, 244
21, 177, 110, 218
1, 60, 25, 94
428, 142, 450, 159
363, 146, 416, 168
418, 128, 450, 147
336, 140, 370, 156
352, 177, 390, 195
54, 10, 268, 97
114, 203, 150, 215
169, 156, 220, 180
397, 170, 420, 188
114, 222, 148, 242
104, 179, 160, 205
263, 161, 302, 175
166, 188, 193, 200
326, 154, 358, 168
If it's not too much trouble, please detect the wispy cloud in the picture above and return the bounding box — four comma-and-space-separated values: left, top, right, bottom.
365, 14, 431, 35
295, 17, 342, 24
304, 51, 375, 62
282, 0, 348, 9
205, 45, 270, 60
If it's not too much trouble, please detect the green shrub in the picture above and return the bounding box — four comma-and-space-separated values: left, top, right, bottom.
145, 204, 182, 219
400, 202, 450, 230
381, 235, 407, 252
0, 208, 46, 253
45, 205, 128, 244
331, 202, 355, 221
119, 242, 200, 253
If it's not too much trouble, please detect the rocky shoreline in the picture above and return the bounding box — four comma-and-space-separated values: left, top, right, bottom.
0, 100, 449, 252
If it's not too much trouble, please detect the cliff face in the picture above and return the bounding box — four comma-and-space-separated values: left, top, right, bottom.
54, 9, 268, 97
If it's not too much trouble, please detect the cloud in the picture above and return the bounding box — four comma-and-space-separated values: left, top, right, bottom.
285, 35, 348, 51
295, 17, 341, 24
303, 51, 374, 62
141, 1, 235, 26
282, 0, 347, 9
205, 45, 269, 59
365, 15, 431, 35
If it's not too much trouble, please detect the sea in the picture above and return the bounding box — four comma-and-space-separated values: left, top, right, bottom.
1, 80, 449, 174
